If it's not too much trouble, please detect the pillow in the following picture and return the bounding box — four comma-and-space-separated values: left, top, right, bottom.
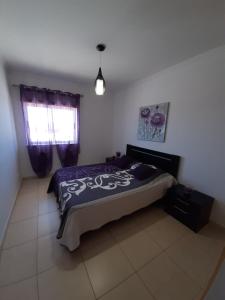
130, 163, 157, 170
111, 155, 134, 169
130, 162, 142, 170
129, 164, 158, 180
146, 164, 157, 169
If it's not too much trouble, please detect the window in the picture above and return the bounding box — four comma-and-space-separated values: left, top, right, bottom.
24, 103, 78, 145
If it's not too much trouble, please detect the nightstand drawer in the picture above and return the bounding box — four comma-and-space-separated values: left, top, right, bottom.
168, 196, 198, 215
166, 204, 198, 231
172, 204, 189, 215
176, 196, 191, 207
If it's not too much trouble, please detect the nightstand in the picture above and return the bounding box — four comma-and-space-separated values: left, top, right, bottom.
105, 156, 116, 163
165, 184, 214, 232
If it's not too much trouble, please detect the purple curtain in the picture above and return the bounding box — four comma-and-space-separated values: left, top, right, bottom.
20, 85, 80, 177
56, 93, 80, 167
27, 145, 52, 178
56, 143, 80, 167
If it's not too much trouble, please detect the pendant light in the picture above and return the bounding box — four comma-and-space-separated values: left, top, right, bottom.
95, 44, 106, 96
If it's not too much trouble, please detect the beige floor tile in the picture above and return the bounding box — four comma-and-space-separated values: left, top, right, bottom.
0, 277, 38, 300
19, 178, 39, 195
138, 253, 181, 293
153, 270, 200, 300
193, 288, 205, 300
185, 232, 225, 260
85, 244, 134, 298
17, 179, 39, 204
38, 178, 51, 197
145, 215, 190, 249
3, 218, 37, 249
80, 228, 116, 260
38, 193, 58, 215
11, 198, 38, 223
38, 211, 60, 237
166, 233, 224, 288
100, 274, 154, 300
138, 253, 200, 300
0, 241, 36, 286
38, 233, 82, 273
200, 222, 225, 242
38, 263, 95, 300
16, 190, 39, 203
2, 177, 224, 300
133, 206, 167, 230
108, 214, 142, 242
119, 230, 162, 270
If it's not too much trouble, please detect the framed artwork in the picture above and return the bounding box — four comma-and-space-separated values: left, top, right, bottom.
137, 102, 169, 142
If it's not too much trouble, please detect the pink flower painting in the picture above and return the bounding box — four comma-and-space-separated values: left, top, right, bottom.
137, 102, 169, 142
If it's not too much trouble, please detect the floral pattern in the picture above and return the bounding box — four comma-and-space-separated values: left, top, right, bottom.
48, 163, 121, 196
137, 102, 169, 142
59, 171, 134, 212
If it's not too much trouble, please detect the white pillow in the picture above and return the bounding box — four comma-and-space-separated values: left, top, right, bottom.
130, 162, 157, 170
130, 162, 142, 170
146, 164, 157, 169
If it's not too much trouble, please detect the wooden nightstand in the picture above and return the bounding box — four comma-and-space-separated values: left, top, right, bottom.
165, 184, 214, 232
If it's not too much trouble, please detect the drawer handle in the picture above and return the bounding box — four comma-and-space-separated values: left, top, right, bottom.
173, 205, 188, 214
177, 198, 190, 206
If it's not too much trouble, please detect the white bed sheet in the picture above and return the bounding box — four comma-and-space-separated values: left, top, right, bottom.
58, 173, 176, 251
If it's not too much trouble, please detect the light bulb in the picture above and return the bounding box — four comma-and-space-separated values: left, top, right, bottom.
95, 79, 105, 95
95, 67, 106, 95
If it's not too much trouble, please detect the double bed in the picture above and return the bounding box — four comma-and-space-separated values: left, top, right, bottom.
48, 144, 180, 251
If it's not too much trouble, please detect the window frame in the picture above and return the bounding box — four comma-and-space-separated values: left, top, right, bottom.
23, 102, 78, 146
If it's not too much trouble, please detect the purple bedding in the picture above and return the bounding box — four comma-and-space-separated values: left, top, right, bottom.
57, 168, 163, 238
47, 163, 121, 197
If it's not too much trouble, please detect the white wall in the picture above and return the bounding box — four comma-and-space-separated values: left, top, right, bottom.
112, 46, 225, 227
0, 59, 21, 246
8, 70, 113, 178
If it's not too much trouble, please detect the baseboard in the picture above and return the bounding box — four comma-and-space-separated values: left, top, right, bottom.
0, 178, 22, 249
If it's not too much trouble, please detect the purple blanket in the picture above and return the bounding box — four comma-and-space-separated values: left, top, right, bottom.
47, 163, 121, 197
57, 168, 163, 238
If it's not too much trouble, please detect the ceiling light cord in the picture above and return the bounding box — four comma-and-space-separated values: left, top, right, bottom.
99, 50, 104, 69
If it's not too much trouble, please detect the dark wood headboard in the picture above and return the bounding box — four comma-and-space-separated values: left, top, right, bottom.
126, 144, 180, 178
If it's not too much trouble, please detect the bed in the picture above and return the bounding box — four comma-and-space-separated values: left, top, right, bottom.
48, 144, 180, 251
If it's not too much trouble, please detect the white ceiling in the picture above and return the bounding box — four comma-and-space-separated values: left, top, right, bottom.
0, 0, 224, 90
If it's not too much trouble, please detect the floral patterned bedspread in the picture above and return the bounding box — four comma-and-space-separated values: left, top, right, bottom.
47, 163, 121, 197
57, 168, 163, 238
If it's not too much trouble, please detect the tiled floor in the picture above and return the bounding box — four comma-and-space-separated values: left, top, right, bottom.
0, 178, 225, 300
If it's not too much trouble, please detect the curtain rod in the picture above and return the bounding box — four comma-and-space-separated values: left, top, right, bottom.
11, 84, 84, 98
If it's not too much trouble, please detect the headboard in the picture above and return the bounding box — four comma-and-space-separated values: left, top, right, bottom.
126, 144, 180, 178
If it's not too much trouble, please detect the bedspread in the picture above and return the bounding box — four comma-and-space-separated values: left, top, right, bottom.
47, 163, 121, 197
